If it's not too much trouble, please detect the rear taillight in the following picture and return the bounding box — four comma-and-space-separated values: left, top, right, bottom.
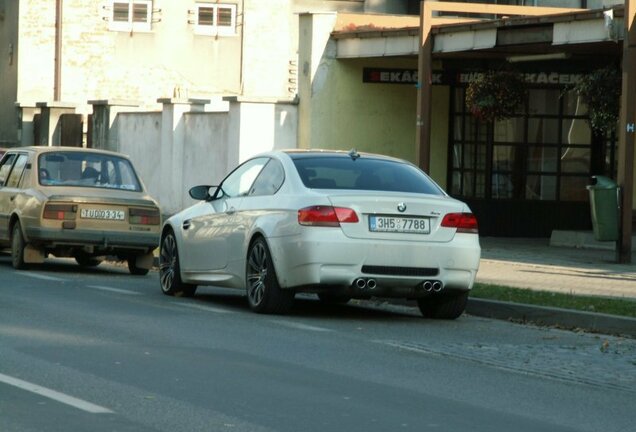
298, 206, 359, 227
441, 212, 478, 234
43, 204, 77, 220
129, 208, 161, 225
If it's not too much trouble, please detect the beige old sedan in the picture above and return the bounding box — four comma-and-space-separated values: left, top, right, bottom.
0, 147, 161, 275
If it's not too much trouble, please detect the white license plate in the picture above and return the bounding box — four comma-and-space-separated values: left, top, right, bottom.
80, 208, 125, 221
369, 215, 430, 234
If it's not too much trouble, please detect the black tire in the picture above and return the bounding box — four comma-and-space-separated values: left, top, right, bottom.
246, 237, 294, 314
11, 222, 27, 270
159, 231, 196, 297
417, 292, 468, 320
75, 254, 102, 267
128, 258, 150, 276
317, 293, 351, 305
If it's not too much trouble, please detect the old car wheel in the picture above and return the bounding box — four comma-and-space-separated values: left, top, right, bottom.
246, 237, 294, 314
159, 231, 196, 297
11, 222, 27, 270
75, 254, 102, 267
127, 257, 150, 276
317, 293, 351, 305
417, 291, 468, 320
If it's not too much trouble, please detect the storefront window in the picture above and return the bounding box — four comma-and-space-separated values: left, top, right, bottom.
527, 146, 557, 172
494, 117, 524, 143
561, 147, 591, 173
449, 85, 616, 203
526, 175, 557, 200
492, 173, 514, 199
562, 119, 591, 145
562, 90, 588, 116
493, 145, 515, 171
528, 118, 558, 144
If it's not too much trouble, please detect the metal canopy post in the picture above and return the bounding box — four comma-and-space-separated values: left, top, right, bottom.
617, 0, 636, 263
416, 0, 433, 173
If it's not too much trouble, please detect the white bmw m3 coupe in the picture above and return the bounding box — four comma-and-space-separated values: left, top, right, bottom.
159, 150, 480, 318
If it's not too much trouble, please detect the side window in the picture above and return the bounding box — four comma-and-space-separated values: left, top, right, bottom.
220, 158, 268, 198
0, 154, 17, 187
249, 159, 285, 196
193, 3, 237, 36
109, 0, 152, 32
6, 154, 28, 188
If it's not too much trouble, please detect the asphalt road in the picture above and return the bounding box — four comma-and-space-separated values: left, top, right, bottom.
1, 255, 635, 432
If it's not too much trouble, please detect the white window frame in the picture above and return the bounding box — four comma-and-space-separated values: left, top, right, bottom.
109, 0, 153, 32
194, 3, 237, 37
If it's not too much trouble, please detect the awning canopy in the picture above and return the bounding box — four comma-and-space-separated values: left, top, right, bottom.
331, 5, 625, 60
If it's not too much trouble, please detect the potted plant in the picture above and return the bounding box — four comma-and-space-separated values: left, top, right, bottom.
465, 70, 527, 122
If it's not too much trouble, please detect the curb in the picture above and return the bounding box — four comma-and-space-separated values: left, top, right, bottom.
466, 298, 636, 338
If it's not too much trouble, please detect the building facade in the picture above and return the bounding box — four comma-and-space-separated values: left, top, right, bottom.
298, 0, 633, 238
0, 0, 418, 146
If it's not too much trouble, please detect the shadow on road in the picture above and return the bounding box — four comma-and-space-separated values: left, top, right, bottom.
192, 289, 421, 321
0, 254, 138, 278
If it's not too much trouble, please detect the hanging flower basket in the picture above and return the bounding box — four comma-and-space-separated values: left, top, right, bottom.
573, 65, 621, 135
465, 71, 527, 122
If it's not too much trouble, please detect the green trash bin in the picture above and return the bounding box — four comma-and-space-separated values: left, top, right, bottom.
586, 175, 619, 241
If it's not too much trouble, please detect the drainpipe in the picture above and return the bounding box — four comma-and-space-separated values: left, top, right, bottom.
239, 0, 245, 95
54, 0, 63, 101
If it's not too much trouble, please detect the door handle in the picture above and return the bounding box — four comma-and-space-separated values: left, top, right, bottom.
226, 207, 236, 215
9, 195, 15, 202
182, 220, 191, 230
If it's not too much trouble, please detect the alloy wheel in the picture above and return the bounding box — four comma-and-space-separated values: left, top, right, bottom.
160, 233, 177, 292
246, 241, 268, 306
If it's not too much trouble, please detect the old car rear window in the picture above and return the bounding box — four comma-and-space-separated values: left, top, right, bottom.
38, 151, 142, 192
292, 155, 444, 195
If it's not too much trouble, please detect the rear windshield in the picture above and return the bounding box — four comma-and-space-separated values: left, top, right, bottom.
292, 156, 444, 195
38, 151, 142, 192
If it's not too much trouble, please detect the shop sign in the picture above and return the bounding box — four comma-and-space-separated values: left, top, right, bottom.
363, 68, 418, 85
458, 72, 583, 85
363, 68, 448, 85
363, 68, 584, 86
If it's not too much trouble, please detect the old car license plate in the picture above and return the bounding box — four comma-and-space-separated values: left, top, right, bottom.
369, 215, 430, 234
80, 208, 125, 221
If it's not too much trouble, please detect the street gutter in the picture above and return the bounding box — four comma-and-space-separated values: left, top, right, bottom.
466, 298, 636, 339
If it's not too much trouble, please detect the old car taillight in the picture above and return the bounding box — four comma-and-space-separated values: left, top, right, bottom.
441, 212, 478, 234
43, 204, 77, 220
298, 206, 359, 227
129, 208, 160, 225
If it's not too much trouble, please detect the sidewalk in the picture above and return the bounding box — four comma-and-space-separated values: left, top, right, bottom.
470, 237, 636, 337
477, 237, 636, 300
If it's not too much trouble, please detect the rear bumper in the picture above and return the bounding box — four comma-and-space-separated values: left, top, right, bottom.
25, 227, 159, 250
267, 229, 480, 296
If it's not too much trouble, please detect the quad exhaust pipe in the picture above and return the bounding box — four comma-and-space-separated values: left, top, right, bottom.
353, 278, 377, 290
353, 277, 441, 292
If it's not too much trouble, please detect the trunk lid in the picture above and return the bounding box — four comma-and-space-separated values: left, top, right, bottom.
326, 191, 465, 243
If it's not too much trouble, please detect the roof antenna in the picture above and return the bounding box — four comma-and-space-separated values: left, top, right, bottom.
348, 148, 360, 160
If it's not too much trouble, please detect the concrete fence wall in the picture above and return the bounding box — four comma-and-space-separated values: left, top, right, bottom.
15, 98, 298, 215
97, 99, 298, 216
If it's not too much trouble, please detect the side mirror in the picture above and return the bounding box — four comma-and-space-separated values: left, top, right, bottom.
189, 185, 215, 201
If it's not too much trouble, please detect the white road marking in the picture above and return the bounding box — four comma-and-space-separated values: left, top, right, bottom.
271, 320, 332, 332
86, 285, 141, 296
0, 373, 113, 414
19, 273, 65, 282
174, 302, 232, 314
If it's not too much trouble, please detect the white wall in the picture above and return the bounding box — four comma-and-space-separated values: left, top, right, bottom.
113, 112, 163, 205
182, 112, 233, 208
109, 101, 297, 216
237, 102, 299, 162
